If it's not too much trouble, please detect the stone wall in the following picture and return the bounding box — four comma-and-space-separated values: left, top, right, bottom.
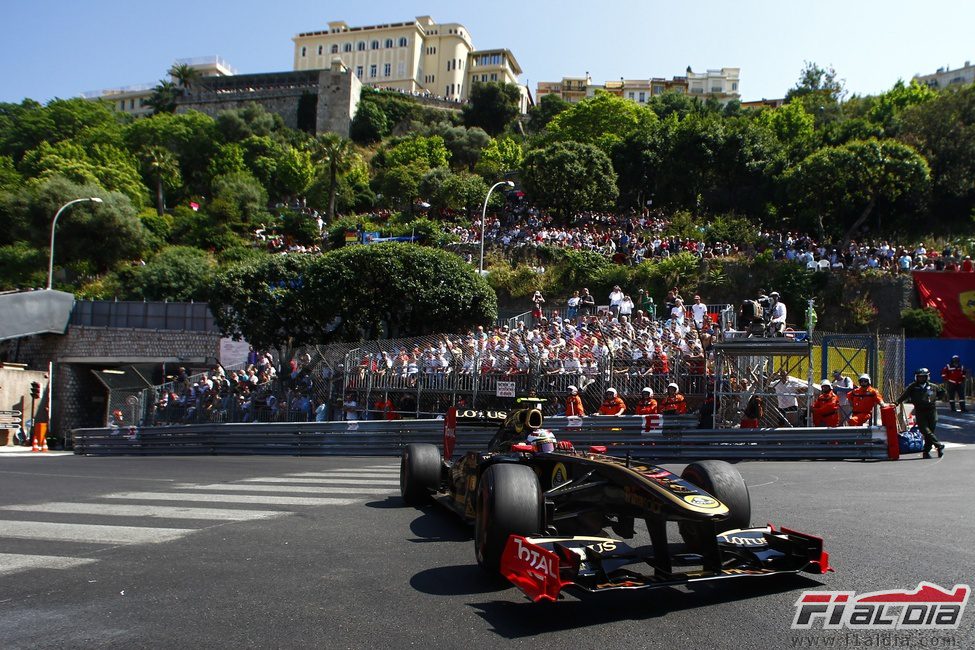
1, 326, 221, 439
177, 61, 362, 136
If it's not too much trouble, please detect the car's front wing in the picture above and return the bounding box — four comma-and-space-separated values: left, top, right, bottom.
500, 525, 832, 602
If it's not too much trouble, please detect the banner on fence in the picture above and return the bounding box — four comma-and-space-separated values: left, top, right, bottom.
913, 271, 975, 338
496, 381, 516, 397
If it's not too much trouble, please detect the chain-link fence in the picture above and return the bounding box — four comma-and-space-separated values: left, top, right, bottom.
118, 318, 903, 429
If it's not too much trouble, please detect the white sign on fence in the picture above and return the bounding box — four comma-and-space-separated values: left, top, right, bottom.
496, 381, 516, 398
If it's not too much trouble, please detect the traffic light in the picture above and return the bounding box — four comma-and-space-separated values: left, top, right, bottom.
30, 381, 41, 399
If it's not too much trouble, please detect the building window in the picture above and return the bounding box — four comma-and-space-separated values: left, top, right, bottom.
481, 74, 488, 81
130, 99, 135, 109
731, 82, 738, 91
398, 37, 408, 47
638, 92, 646, 102
490, 73, 497, 81
384, 63, 391, 77
357, 41, 366, 51
384, 38, 393, 48
398, 62, 406, 76
653, 85, 664, 95
628, 91, 635, 99
371, 40, 379, 50
369, 64, 377, 78
446, 85, 450, 96
317, 45, 323, 55
301, 46, 306, 57
343, 43, 352, 53
711, 85, 723, 93
356, 65, 363, 78
331, 44, 339, 54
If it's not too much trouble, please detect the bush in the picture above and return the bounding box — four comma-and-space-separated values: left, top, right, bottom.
900, 307, 944, 337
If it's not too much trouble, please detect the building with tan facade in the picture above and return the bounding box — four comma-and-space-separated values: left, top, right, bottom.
538, 67, 740, 106
83, 56, 238, 118
292, 16, 528, 110
914, 61, 975, 90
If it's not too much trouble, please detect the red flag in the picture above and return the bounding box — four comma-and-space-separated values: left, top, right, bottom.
912, 271, 975, 338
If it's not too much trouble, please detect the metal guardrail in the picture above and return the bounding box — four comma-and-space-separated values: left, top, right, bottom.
71, 415, 889, 461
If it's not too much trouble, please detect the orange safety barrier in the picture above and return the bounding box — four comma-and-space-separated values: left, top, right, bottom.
880, 405, 898, 460
32, 422, 48, 453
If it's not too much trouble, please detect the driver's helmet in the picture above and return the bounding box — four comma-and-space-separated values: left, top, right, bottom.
916, 367, 930, 382
526, 428, 557, 453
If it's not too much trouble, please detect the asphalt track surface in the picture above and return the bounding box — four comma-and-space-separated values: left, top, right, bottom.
0, 416, 973, 649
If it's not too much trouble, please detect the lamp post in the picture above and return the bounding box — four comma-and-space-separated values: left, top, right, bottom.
479, 180, 514, 274
47, 197, 103, 290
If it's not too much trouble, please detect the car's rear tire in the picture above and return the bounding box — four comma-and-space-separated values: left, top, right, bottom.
475, 463, 542, 573
400, 443, 440, 505
678, 460, 751, 552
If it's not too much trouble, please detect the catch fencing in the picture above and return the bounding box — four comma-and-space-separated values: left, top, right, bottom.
71, 414, 890, 461
114, 324, 903, 433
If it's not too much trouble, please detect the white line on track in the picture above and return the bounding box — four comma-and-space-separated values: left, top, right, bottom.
0, 521, 193, 545
101, 492, 359, 506
173, 484, 395, 495
0, 553, 97, 577
240, 477, 400, 485
0, 502, 287, 521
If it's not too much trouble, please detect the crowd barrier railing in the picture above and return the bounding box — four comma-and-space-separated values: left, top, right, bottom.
72, 415, 889, 461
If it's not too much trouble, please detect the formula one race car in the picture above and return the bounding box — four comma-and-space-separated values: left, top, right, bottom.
400, 399, 832, 602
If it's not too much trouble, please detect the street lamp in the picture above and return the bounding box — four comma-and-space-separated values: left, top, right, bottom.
479, 180, 514, 274
47, 197, 103, 290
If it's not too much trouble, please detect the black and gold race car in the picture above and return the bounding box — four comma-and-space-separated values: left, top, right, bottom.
399, 398, 831, 602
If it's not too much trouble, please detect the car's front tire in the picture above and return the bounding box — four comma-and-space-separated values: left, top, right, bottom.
474, 463, 542, 573
678, 460, 751, 552
400, 443, 440, 505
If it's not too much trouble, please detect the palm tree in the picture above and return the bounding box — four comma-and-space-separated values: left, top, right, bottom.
139, 146, 181, 215
310, 133, 355, 221
146, 80, 179, 114
168, 63, 202, 94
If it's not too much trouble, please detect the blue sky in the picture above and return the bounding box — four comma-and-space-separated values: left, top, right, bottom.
2, 0, 973, 104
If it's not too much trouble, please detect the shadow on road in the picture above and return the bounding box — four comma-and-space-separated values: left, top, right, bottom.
410, 564, 509, 596
469, 574, 824, 638
364, 496, 404, 509
407, 507, 471, 543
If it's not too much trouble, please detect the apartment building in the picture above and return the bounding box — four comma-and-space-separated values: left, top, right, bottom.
914, 61, 975, 90
538, 67, 739, 106
292, 15, 526, 108
83, 56, 237, 117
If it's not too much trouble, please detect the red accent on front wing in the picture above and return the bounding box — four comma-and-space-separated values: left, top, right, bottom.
500, 536, 567, 602
779, 525, 833, 573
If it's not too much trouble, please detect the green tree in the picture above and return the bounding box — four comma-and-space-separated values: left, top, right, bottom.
785, 61, 846, 126
526, 94, 569, 133
376, 162, 424, 211
521, 141, 619, 221
784, 138, 930, 243
900, 307, 944, 338
215, 103, 285, 142
757, 101, 816, 161
138, 145, 181, 216
0, 155, 21, 190
210, 170, 270, 226
547, 91, 656, 150
146, 80, 179, 114
168, 63, 202, 93
210, 253, 321, 358
462, 82, 521, 136
867, 80, 937, 135
383, 134, 450, 169
310, 133, 356, 220
349, 101, 389, 144
308, 243, 497, 339
648, 90, 705, 120
475, 136, 523, 178
274, 146, 315, 200
123, 245, 215, 301
425, 123, 491, 171
898, 85, 975, 221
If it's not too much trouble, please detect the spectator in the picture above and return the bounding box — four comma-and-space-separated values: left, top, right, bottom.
691, 295, 708, 329
342, 393, 360, 420
741, 395, 763, 428
608, 286, 624, 318
831, 370, 854, 423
